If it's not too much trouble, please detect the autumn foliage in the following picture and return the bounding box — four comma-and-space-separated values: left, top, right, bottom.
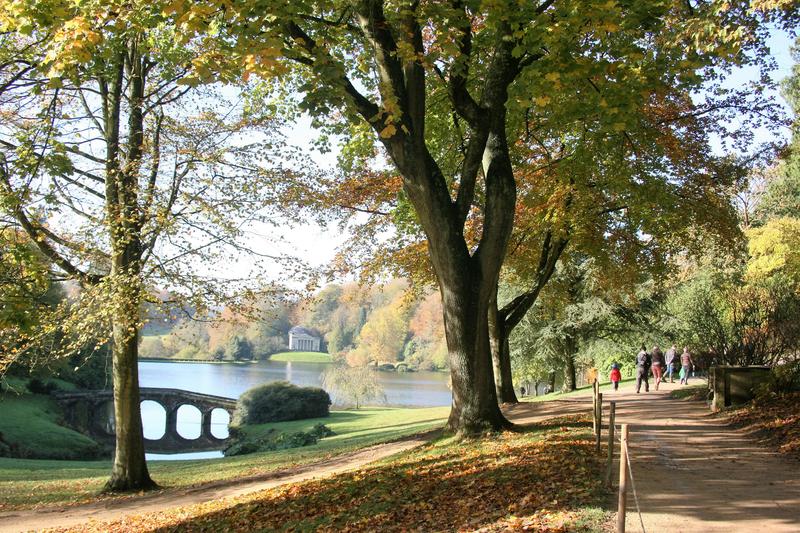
54, 415, 608, 532
725, 392, 800, 461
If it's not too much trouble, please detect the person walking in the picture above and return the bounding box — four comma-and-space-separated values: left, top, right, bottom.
665, 345, 677, 383
610, 363, 622, 391
680, 347, 694, 385
635, 344, 651, 393
651, 344, 665, 390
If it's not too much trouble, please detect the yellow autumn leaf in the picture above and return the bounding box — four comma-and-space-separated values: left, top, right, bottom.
379, 123, 397, 138
162, 0, 186, 16
535, 96, 551, 107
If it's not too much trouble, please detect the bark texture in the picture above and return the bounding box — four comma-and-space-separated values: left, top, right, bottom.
102, 44, 155, 491
563, 344, 577, 392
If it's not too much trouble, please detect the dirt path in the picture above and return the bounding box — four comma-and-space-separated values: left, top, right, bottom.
530, 380, 800, 532
605, 380, 800, 533
3, 381, 799, 532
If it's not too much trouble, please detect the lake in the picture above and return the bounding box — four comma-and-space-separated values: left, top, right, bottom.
138, 360, 452, 460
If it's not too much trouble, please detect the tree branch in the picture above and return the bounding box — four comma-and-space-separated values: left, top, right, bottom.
502, 231, 569, 330
0, 169, 102, 285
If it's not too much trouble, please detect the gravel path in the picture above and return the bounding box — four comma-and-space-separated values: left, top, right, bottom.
606, 381, 800, 533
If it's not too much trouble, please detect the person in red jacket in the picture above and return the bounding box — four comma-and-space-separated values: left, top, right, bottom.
610, 363, 622, 391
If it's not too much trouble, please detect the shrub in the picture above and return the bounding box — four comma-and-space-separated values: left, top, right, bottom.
756, 361, 800, 397
233, 381, 331, 425
27, 378, 58, 395
309, 422, 335, 438
223, 424, 335, 456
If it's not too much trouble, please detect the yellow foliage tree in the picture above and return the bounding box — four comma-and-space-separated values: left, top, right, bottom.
746, 217, 800, 286
350, 296, 408, 365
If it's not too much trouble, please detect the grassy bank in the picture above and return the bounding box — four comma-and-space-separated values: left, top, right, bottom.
0, 393, 102, 461
70, 414, 610, 532
137, 348, 333, 364
0, 406, 448, 510
523, 376, 639, 402
268, 351, 332, 363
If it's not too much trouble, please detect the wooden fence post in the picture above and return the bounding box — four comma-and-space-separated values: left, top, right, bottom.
606, 401, 616, 487
592, 380, 598, 434
617, 424, 629, 533
595, 392, 603, 454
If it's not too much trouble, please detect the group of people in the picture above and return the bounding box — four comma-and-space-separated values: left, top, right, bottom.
609, 344, 694, 393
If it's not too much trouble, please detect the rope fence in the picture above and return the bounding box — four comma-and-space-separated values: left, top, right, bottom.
619, 425, 646, 533
591, 387, 646, 533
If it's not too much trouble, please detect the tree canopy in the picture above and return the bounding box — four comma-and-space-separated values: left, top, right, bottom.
1, 0, 798, 469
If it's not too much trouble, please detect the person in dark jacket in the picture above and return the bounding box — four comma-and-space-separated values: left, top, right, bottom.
635, 344, 651, 393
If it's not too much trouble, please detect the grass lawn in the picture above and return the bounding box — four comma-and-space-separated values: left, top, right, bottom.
523, 376, 640, 402
77, 414, 610, 532
670, 383, 709, 401
0, 394, 101, 461
0, 406, 448, 511
269, 351, 333, 363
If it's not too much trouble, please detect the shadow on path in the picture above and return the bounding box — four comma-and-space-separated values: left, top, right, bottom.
506, 381, 800, 532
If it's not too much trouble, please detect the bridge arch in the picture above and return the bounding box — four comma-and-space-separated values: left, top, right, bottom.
210, 408, 231, 439
141, 400, 166, 440
54, 388, 237, 453
176, 404, 202, 440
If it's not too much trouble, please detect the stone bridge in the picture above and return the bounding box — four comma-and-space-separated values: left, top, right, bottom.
53, 388, 237, 453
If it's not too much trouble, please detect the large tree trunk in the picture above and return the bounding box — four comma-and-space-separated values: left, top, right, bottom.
441, 268, 510, 433
103, 45, 154, 491
489, 291, 518, 404
105, 292, 154, 491
563, 336, 578, 392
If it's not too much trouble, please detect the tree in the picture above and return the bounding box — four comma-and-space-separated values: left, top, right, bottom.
224, 335, 254, 361
321, 364, 386, 409
489, 63, 774, 400
754, 38, 800, 223
747, 217, 800, 285
665, 266, 800, 368
0, 6, 285, 490
349, 295, 408, 365
112, 0, 797, 433
0, 230, 57, 357
509, 257, 613, 391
